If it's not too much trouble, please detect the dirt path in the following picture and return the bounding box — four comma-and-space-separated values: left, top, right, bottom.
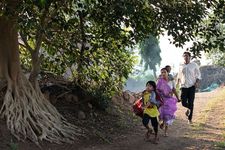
79, 89, 225, 150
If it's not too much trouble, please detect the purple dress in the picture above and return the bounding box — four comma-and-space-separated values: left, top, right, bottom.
157, 78, 177, 125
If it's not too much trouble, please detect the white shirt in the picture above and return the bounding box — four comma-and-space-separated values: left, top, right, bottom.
168, 80, 175, 89
177, 62, 201, 88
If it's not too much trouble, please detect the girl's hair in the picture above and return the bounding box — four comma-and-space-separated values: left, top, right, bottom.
146, 80, 156, 91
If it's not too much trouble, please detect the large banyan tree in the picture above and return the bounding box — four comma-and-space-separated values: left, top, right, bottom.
0, 0, 82, 145
0, 0, 224, 145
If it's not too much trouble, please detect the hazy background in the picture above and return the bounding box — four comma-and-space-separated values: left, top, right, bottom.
124, 35, 212, 92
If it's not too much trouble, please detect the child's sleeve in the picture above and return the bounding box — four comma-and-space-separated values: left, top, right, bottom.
150, 91, 159, 106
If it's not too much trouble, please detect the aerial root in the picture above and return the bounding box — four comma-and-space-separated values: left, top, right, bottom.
0, 73, 83, 144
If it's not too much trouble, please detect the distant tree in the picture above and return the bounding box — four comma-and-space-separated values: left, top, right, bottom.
206, 49, 225, 67
139, 35, 161, 78
125, 69, 155, 91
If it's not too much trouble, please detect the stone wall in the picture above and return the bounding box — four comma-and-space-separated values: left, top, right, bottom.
200, 65, 225, 90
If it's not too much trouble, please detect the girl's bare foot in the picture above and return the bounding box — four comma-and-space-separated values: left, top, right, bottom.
145, 129, 152, 140
152, 137, 159, 144
164, 132, 168, 137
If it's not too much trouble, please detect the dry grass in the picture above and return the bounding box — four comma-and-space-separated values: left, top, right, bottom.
193, 88, 225, 129
188, 88, 225, 149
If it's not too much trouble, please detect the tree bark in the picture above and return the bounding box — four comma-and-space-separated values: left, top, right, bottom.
0, 16, 20, 94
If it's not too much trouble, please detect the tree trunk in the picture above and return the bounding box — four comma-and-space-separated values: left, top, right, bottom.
0, 15, 82, 145
0, 16, 20, 95
28, 8, 48, 89
75, 11, 86, 85
153, 69, 157, 80
29, 50, 41, 89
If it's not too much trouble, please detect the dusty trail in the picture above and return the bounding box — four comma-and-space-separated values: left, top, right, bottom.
79, 89, 225, 150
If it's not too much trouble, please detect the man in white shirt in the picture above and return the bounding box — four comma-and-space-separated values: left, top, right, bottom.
177, 52, 201, 124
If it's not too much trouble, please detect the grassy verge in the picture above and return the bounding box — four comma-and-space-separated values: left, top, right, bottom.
215, 141, 225, 149
214, 133, 225, 149
189, 88, 225, 149
192, 88, 225, 129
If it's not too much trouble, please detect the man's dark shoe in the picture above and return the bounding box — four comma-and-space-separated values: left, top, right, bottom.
185, 109, 190, 117
188, 119, 193, 124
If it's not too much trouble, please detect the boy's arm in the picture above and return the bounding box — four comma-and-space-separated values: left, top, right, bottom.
176, 65, 182, 85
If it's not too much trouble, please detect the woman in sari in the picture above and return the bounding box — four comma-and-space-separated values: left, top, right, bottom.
157, 68, 180, 136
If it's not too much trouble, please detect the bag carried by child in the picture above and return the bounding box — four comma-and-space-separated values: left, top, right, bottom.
132, 98, 143, 118
132, 92, 163, 118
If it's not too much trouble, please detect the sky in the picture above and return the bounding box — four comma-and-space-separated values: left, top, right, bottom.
158, 35, 211, 76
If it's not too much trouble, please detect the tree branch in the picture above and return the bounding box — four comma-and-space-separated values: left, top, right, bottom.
34, 7, 50, 53
19, 33, 33, 52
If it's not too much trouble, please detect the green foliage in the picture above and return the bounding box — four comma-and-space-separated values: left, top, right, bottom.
2, 0, 221, 103
9, 141, 18, 150
90, 90, 109, 111
139, 34, 161, 78
189, 0, 225, 57
206, 49, 225, 66
17, 0, 136, 98
19, 46, 32, 71
215, 141, 225, 149
73, 46, 135, 98
158, 1, 207, 47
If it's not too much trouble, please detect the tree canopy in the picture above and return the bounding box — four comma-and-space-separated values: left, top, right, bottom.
206, 49, 225, 66
6, 0, 215, 94
188, 0, 225, 57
